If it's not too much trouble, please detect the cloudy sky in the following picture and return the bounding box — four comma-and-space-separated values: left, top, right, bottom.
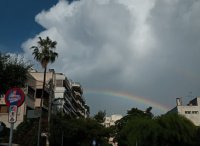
1, 0, 200, 116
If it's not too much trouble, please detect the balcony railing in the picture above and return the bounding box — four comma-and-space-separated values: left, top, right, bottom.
71, 82, 83, 94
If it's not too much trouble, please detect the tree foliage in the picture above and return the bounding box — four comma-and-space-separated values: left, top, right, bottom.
0, 52, 31, 95
9, 106, 200, 146
0, 122, 10, 143
93, 110, 106, 123
50, 114, 110, 146
30, 36, 58, 69
115, 107, 153, 131
13, 119, 39, 146
115, 108, 198, 146
155, 113, 196, 146
0, 52, 31, 144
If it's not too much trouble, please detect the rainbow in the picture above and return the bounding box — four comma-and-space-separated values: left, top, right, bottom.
85, 89, 170, 113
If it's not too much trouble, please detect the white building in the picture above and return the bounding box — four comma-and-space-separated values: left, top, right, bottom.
28, 69, 90, 118
104, 114, 122, 146
53, 72, 90, 118
168, 97, 200, 126
104, 114, 122, 127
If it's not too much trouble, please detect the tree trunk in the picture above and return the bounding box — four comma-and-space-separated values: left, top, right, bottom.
47, 72, 54, 146
37, 66, 47, 146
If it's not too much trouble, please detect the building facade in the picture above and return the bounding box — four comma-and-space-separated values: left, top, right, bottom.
168, 97, 200, 126
104, 114, 122, 127
0, 68, 90, 128
104, 114, 122, 146
28, 68, 90, 118
51, 71, 90, 118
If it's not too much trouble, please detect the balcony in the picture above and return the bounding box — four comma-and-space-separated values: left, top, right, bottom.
63, 103, 77, 117
25, 95, 35, 109
74, 91, 81, 97
64, 98, 77, 114
35, 98, 48, 110
76, 109, 85, 117
55, 87, 65, 93
71, 82, 83, 94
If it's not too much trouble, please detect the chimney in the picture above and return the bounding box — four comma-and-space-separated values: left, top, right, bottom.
176, 97, 182, 106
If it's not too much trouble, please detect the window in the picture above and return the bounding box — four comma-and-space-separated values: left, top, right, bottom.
28, 86, 35, 98
192, 111, 199, 114
185, 111, 191, 114
56, 80, 63, 87
0, 105, 8, 113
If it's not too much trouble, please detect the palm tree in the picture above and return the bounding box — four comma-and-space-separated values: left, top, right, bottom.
30, 36, 58, 146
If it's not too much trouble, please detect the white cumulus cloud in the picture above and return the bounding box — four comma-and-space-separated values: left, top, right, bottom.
22, 0, 200, 115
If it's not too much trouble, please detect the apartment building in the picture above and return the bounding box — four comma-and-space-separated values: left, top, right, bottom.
28, 68, 90, 118
0, 68, 90, 128
53, 73, 90, 118
104, 114, 122, 127
168, 97, 200, 126
27, 68, 54, 110
0, 69, 53, 128
104, 114, 122, 146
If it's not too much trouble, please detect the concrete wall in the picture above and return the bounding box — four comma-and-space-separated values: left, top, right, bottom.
177, 105, 200, 126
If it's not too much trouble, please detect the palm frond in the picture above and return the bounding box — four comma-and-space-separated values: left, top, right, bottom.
30, 36, 58, 68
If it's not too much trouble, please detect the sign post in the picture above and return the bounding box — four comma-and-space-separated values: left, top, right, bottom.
8, 105, 18, 123
4, 88, 25, 146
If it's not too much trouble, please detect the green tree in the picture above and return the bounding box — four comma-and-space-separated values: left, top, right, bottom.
156, 113, 196, 146
115, 107, 198, 146
50, 114, 110, 146
13, 119, 38, 146
0, 53, 31, 95
93, 110, 106, 123
0, 52, 31, 144
115, 108, 155, 146
115, 107, 152, 131
30, 36, 58, 146
145, 106, 153, 118
194, 127, 200, 145
0, 122, 10, 143
117, 117, 161, 146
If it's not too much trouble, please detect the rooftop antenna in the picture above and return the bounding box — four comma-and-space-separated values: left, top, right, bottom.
186, 91, 193, 103
188, 91, 193, 99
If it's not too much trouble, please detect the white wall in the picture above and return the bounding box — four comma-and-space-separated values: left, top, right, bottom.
177, 105, 200, 126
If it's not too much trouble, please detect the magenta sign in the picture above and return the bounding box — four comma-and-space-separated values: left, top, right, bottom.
4, 88, 25, 107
